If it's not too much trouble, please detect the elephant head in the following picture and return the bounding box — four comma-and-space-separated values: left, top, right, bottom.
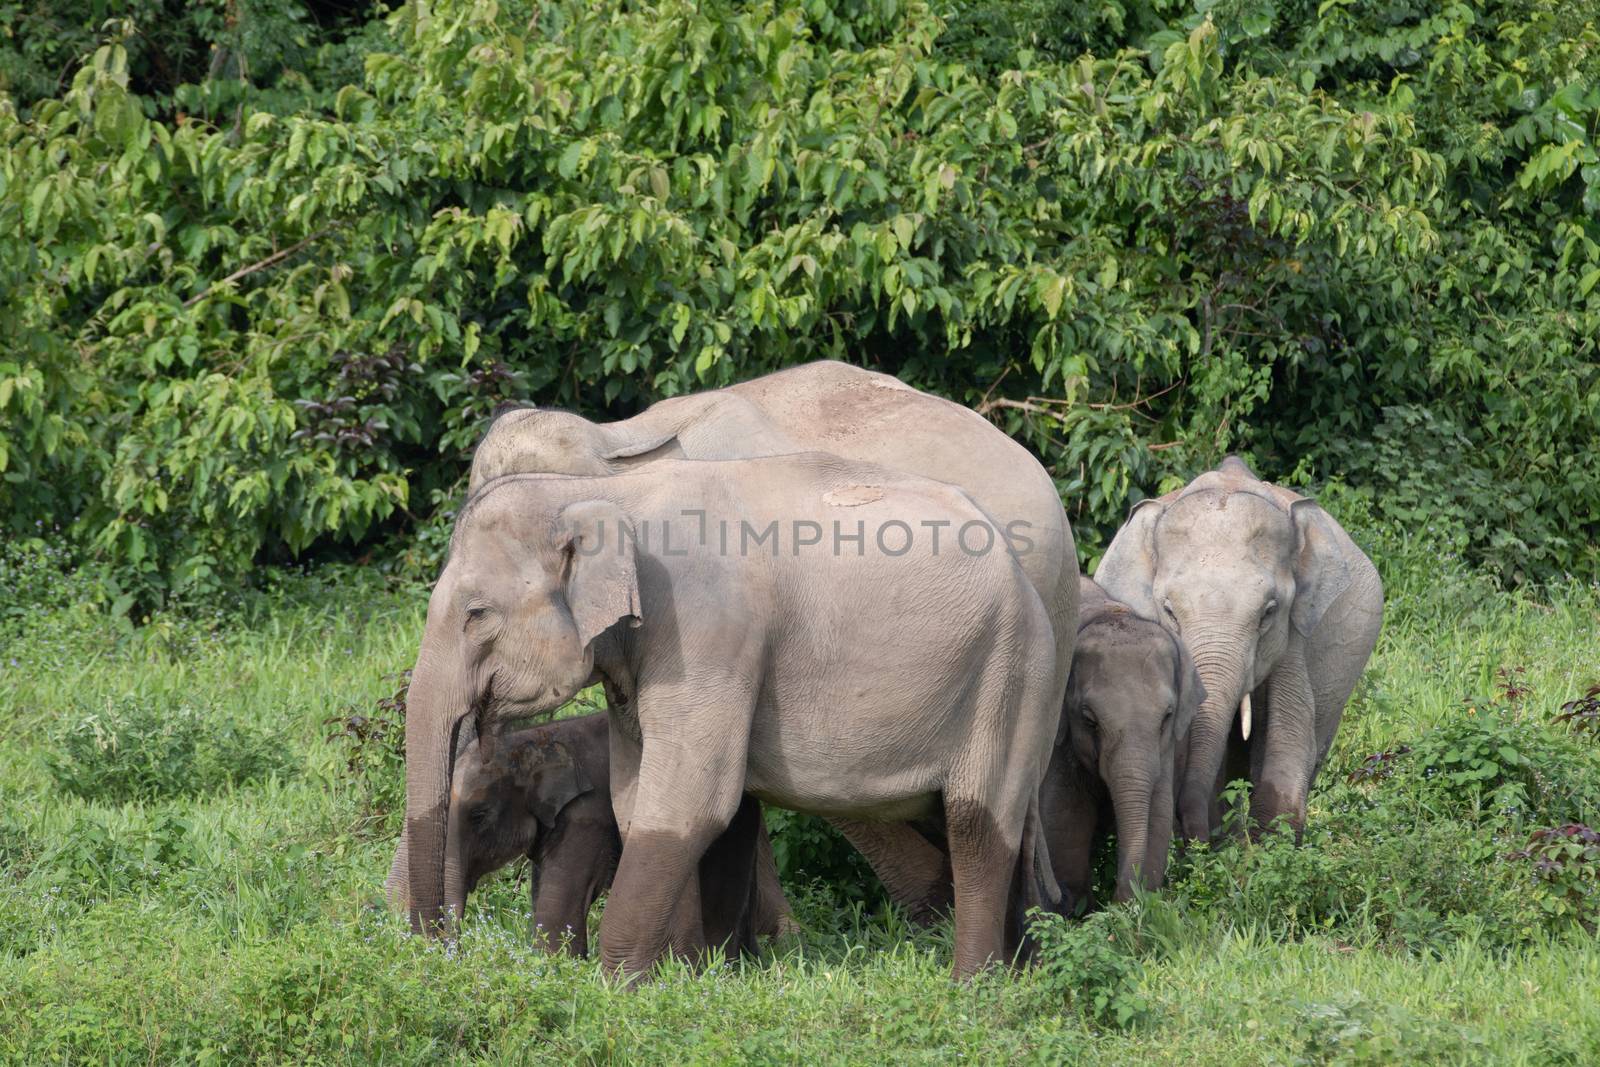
468, 407, 684, 494
442, 723, 613, 952
1094, 456, 1353, 841
1064, 591, 1205, 900
467, 388, 808, 500
403, 490, 640, 934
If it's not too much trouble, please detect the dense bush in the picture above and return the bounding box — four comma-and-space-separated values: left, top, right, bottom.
1029, 907, 1151, 1030
46, 696, 293, 803
3, 0, 1595, 606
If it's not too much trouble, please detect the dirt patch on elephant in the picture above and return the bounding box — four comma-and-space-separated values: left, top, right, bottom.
823, 485, 885, 507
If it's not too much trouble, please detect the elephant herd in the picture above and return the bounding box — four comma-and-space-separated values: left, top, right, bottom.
383, 360, 1383, 982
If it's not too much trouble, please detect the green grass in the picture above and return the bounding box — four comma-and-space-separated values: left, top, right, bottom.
3, 542, 1600, 1064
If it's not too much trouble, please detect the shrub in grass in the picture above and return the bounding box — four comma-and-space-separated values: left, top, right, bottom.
34, 810, 202, 907
1396, 698, 1600, 827
1507, 824, 1600, 934
1028, 908, 1150, 1031
1171, 783, 1555, 953
47, 698, 293, 804
324, 670, 409, 822
1290, 995, 1490, 1065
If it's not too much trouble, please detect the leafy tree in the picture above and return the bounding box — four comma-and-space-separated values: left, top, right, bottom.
1, 0, 1595, 607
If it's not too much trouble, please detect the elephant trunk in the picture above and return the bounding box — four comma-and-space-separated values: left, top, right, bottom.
1178, 636, 1251, 841
402, 644, 466, 935
1109, 760, 1156, 902
442, 793, 470, 932
1144, 767, 1174, 890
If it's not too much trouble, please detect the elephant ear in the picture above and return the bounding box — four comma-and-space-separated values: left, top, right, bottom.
1092, 498, 1164, 620
1172, 635, 1206, 743
554, 500, 642, 648
600, 428, 681, 464
517, 741, 592, 828
1289, 498, 1353, 637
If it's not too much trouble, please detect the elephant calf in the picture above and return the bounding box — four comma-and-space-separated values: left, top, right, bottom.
1044, 577, 1204, 908
386, 713, 794, 958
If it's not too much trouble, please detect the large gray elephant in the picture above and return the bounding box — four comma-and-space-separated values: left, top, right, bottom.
399, 361, 1078, 965
386, 713, 794, 958
1094, 457, 1383, 840
403, 452, 1062, 979
466, 363, 1076, 646
1048, 577, 1204, 906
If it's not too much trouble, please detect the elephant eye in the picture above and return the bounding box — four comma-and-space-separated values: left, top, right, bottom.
464, 606, 490, 630
1260, 599, 1279, 629
1161, 598, 1179, 630
468, 804, 492, 828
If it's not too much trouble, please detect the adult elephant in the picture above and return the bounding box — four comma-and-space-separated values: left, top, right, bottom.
399, 361, 1078, 946
1094, 457, 1383, 840
467, 361, 1075, 641
403, 453, 1062, 979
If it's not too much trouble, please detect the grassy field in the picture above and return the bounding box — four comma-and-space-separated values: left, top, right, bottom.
3, 521, 1599, 1065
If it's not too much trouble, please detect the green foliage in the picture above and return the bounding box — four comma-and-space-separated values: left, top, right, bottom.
8, 0, 1593, 601
1029, 907, 1151, 1030
763, 808, 884, 904
46, 696, 293, 803
0, 0, 382, 114
1507, 823, 1600, 933
1399, 697, 1600, 827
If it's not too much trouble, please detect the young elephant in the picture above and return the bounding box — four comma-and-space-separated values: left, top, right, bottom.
1044, 578, 1205, 909
385, 713, 794, 958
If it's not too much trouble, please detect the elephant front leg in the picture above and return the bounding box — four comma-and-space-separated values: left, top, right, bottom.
1254, 649, 1318, 838
944, 794, 1026, 980
1037, 757, 1099, 915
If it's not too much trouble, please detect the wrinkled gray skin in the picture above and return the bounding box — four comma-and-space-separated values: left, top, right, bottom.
1047, 577, 1205, 907
401, 361, 1076, 974
384, 714, 794, 957
1094, 457, 1383, 840
849, 578, 1205, 918
403, 453, 1061, 980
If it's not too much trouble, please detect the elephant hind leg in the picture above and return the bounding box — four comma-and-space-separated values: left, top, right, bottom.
829, 816, 953, 924
943, 794, 1026, 980
751, 818, 798, 940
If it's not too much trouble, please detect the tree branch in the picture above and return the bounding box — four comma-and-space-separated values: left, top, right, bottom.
183, 227, 336, 308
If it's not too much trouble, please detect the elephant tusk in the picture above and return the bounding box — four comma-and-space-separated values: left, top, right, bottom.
1240, 693, 1253, 741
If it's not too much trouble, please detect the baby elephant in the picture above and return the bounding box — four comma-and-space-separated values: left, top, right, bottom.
1044, 577, 1205, 908
386, 713, 793, 957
